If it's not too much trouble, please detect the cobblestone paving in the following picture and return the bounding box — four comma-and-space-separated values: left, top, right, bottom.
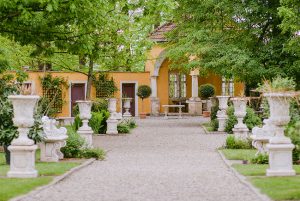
22, 117, 263, 201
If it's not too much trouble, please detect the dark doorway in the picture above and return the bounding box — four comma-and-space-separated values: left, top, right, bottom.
122, 83, 136, 116
71, 83, 85, 117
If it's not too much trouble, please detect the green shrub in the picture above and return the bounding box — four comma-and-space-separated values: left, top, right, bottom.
73, 110, 110, 134
199, 84, 215, 99
80, 148, 105, 160
210, 105, 219, 121
117, 123, 130, 134
122, 118, 137, 129
210, 119, 218, 131
91, 98, 108, 112
61, 126, 85, 158
251, 153, 269, 164
225, 106, 262, 134
285, 121, 300, 163
137, 85, 152, 100
225, 135, 252, 149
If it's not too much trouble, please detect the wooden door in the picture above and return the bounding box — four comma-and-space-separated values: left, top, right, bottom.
122, 83, 135, 116
71, 83, 85, 116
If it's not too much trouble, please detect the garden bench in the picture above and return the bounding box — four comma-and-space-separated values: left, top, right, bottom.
40, 116, 68, 162
162, 105, 185, 119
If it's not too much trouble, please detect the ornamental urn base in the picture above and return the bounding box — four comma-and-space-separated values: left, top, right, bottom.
106, 119, 118, 134
7, 145, 38, 178
188, 99, 202, 116
233, 127, 249, 139
217, 116, 227, 132
266, 143, 296, 177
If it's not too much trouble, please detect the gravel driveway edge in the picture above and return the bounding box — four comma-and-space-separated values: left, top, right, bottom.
10, 158, 96, 201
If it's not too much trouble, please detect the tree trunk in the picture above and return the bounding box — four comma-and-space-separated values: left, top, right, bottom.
86, 59, 94, 100
3, 144, 10, 165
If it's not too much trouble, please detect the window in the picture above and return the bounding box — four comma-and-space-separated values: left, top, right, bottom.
222, 77, 234, 96
169, 73, 186, 98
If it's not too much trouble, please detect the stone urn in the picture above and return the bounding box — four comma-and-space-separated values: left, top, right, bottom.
216, 96, 230, 132
264, 92, 296, 176
123, 98, 132, 117
231, 97, 249, 138
76, 100, 93, 147
7, 95, 40, 178
108, 98, 118, 119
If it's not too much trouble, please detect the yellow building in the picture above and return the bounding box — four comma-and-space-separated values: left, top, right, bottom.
20, 23, 244, 119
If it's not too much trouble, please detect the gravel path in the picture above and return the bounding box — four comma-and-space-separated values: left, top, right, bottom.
21, 117, 263, 201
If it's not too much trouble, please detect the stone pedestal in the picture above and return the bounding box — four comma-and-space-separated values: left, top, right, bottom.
8, 144, 38, 178
266, 142, 295, 176
216, 96, 230, 132
77, 101, 93, 148
188, 98, 202, 116
7, 95, 40, 178
106, 119, 118, 134
150, 97, 160, 116
232, 98, 249, 139
40, 139, 66, 162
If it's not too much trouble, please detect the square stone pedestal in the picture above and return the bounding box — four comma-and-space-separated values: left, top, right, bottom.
150, 98, 160, 116
78, 130, 93, 148
266, 143, 296, 176
233, 127, 249, 139
188, 99, 202, 116
7, 144, 38, 178
106, 118, 118, 134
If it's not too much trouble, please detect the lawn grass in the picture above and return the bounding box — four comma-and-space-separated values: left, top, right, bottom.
202, 122, 214, 132
251, 176, 300, 200
232, 164, 300, 176
0, 152, 81, 201
221, 149, 257, 161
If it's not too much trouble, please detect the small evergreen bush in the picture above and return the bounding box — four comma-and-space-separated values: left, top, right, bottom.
117, 123, 130, 134
61, 126, 85, 158
199, 84, 215, 99
80, 148, 105, 160
225, 135, 252, 149
251, 153, 269, 164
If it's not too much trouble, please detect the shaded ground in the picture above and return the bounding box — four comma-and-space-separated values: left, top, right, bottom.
21, 117, 263, 201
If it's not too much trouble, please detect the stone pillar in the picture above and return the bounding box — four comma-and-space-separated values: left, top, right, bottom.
264, 92, 296, 177
106, 98, 118, 134
231, 98, 249, 138
7, 95, 40, 178
188, 71, 202, 116
150, 76, 160, 116
216, 96, 230, 132
77, 100, 93, 147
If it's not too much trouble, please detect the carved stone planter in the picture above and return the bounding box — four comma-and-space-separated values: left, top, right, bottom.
40, 116, 68, 162
123, 98, 132, 118
7, 95, 39, 178
231, 97, 249, 139
264, 92, 296, 176
106, 98, 118, 134
76, 100, 93, 147
216, 96, 230, 132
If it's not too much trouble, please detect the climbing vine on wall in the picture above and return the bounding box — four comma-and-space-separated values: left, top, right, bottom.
93, 73, 118, 98
40, 74, 68, 115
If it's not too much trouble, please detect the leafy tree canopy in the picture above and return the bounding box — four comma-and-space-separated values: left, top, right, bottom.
166, 0, 300, 88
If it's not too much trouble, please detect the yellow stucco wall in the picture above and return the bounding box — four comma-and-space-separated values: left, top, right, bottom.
145, 45, 165, 75
24, 71, 150, 117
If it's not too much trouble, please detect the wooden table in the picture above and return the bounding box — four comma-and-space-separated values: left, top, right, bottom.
162, 105, 185, 119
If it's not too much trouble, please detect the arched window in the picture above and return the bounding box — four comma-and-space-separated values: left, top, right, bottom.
169, 73, 186, 98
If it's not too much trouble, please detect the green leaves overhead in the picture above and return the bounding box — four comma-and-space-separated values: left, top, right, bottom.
166, 0, 300, 86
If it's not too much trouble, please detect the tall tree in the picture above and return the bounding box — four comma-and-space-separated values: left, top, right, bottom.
166, 0, 300, 87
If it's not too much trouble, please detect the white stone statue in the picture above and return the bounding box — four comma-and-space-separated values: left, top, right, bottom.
231, 97, 249, 139
40, 116, 68, 162
216, 96, 230, 132
7, 95, 40, 178
76, 100, 93, 147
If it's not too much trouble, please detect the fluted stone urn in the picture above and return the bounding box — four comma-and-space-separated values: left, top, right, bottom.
123, 98, 132, 118
76, 100, 93, 147
231, 97, 249, 138
7, 95, 40, 178
264, 92, 296, 176
216, 96, 230, 132
106, 98, 118, 134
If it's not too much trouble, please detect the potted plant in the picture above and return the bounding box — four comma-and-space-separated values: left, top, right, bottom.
137, 85, 152, 119
199, 84, 215, 117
